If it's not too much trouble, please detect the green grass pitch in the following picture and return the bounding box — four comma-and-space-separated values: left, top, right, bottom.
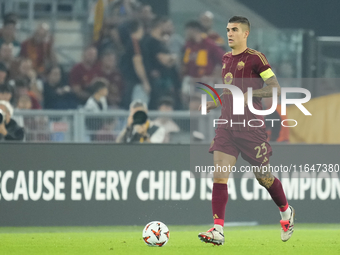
0, 224, 339, 255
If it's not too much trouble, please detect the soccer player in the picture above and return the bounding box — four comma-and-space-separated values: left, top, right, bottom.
198, 16, 295, 245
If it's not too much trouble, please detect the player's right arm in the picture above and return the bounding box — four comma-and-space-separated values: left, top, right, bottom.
198, 99, 221, 113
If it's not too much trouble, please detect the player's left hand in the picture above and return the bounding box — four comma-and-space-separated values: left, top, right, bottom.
243, 92, 248, 107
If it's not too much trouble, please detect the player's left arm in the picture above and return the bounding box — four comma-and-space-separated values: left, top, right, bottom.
252, 72, 281, 98
249, 53, 281, 98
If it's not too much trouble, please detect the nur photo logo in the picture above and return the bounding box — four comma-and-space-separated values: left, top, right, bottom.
196, 82, 222, 114
197, 83, 312, 128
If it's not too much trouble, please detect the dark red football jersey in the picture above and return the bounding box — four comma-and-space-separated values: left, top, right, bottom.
218, 48, 272, 131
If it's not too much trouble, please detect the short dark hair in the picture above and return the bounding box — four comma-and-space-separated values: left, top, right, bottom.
91, 80, 108, 94
185, 20, 204, 32
127, 19, 142, 34
158, 96, 174, 109
228, 16, 250, 31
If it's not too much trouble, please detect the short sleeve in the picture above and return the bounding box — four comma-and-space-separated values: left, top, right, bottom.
253, 52, 271, 75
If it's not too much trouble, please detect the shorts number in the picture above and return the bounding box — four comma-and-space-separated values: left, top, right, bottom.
254, 143, 268, 159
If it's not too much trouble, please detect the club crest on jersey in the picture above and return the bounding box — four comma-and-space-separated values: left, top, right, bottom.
237, 61, 245, 70
224, 72, 233, 84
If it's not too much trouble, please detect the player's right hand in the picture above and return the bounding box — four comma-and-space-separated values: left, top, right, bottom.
198, 101, 218, 113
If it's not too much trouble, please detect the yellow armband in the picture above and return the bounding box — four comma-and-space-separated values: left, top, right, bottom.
260, 68, 275, 81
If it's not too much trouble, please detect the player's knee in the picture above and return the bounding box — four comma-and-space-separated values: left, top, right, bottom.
256, 177, 274, 189
214, 178, 228, 184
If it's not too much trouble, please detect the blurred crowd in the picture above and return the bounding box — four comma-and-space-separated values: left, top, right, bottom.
0, 0, 231, 143
0, 0, 227, 112
0, 0, 287, 143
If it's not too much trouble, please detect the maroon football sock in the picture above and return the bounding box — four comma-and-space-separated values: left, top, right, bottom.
266, 178, 289, 211
212, 183, 229, 226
